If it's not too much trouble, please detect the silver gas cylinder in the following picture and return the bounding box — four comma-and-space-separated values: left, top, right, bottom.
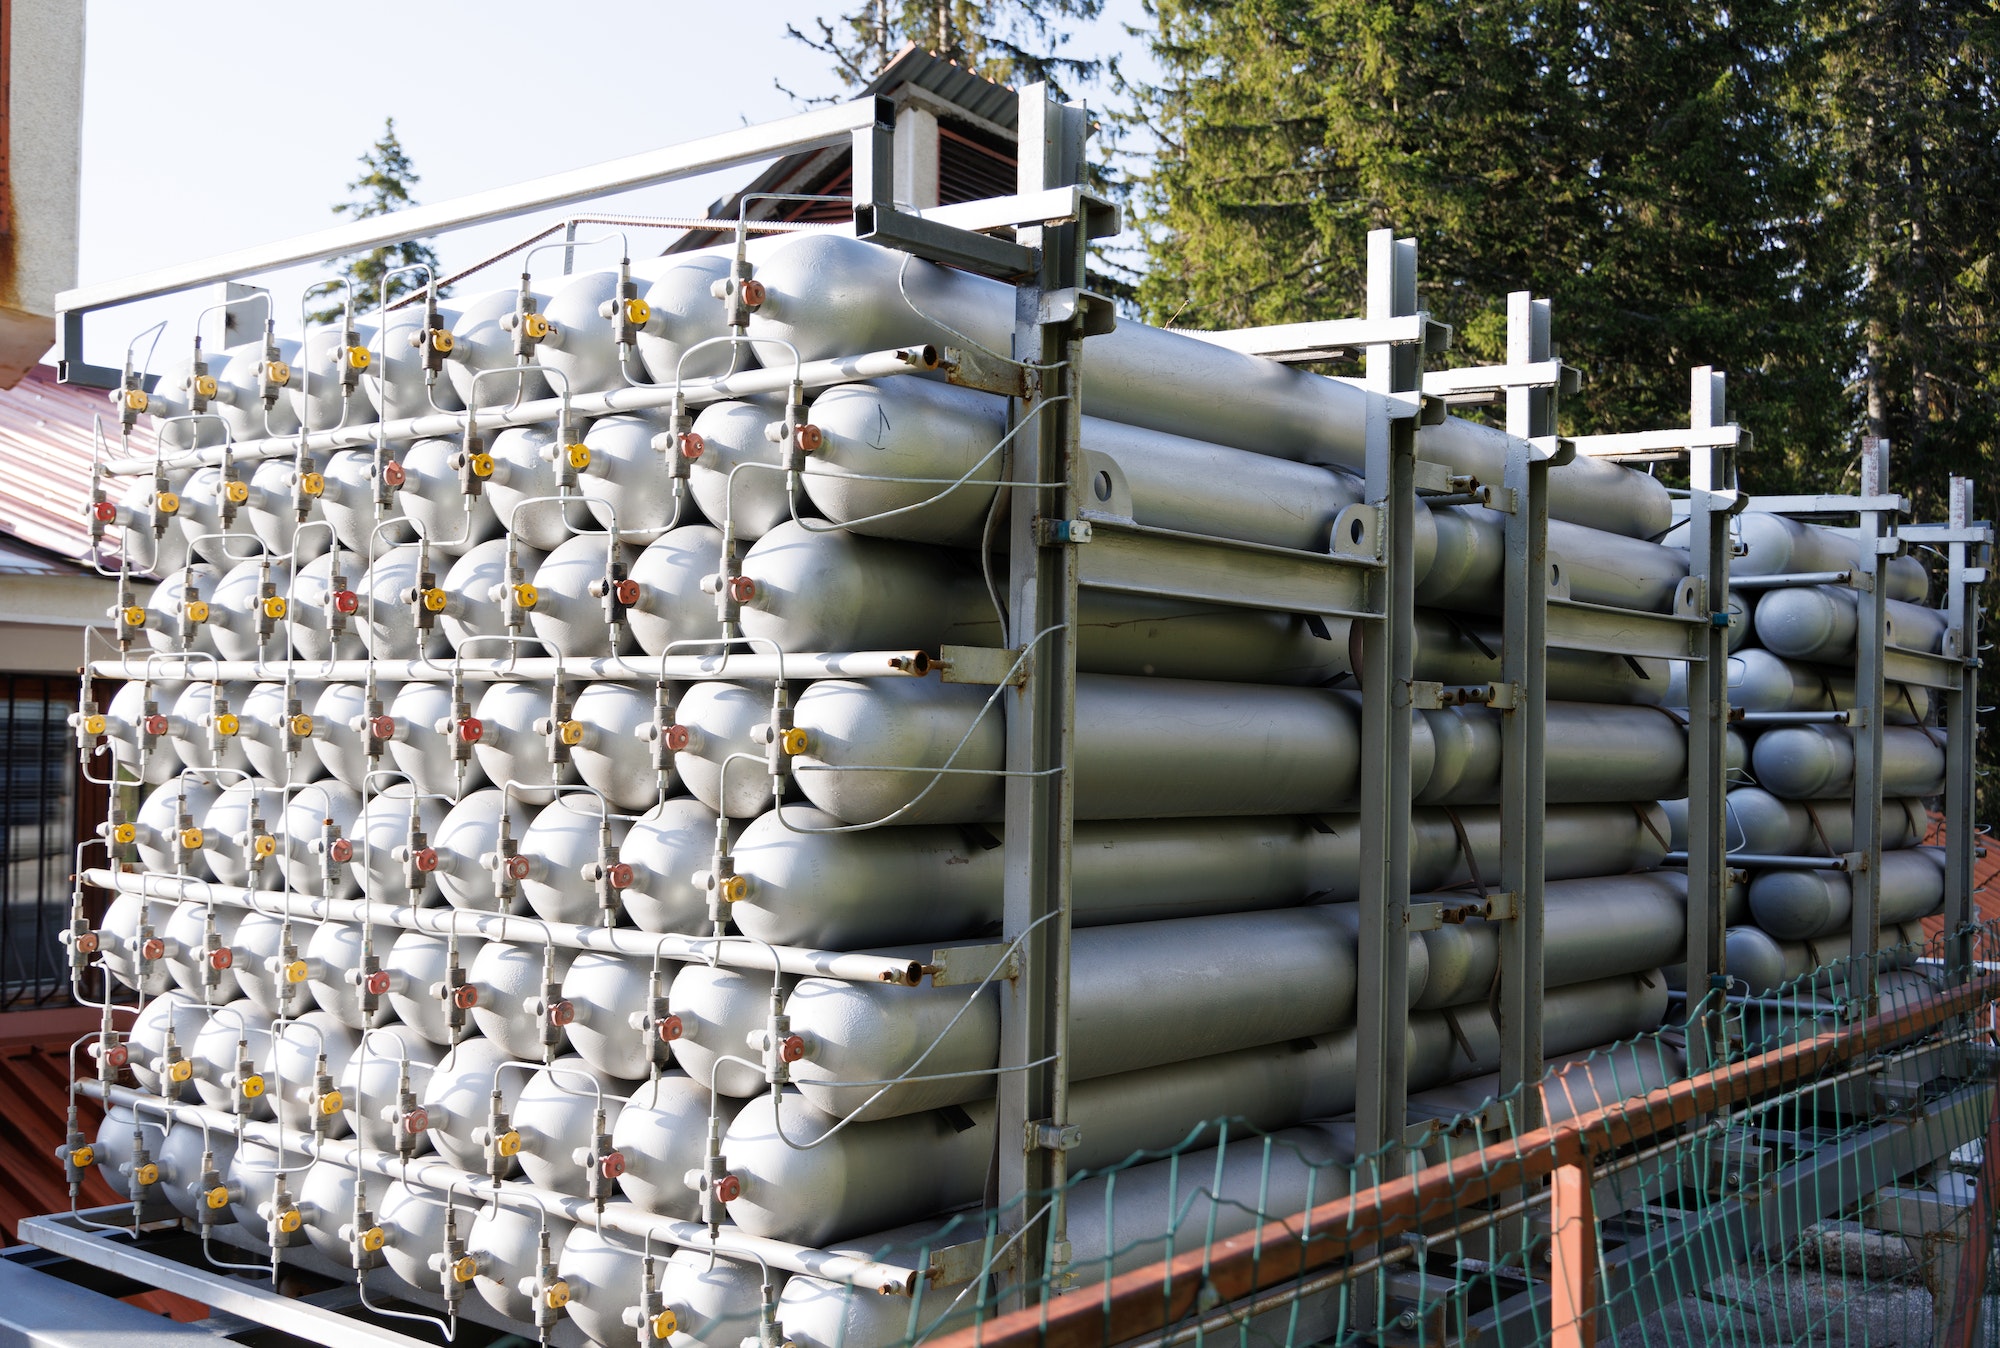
518, 794, 634, 927
439, 537, 546, 655
289, 324, 381, 432
128, 991, 210, 1098
1750, 724, 1946, 801
92, 1105, 176, 1219
1720, 511, 1930, 603
636, 250, 738, 383
209, 556, 291, 662
275, 777, 363, 900
570, 680, 669, 812
736, 520, 998, 654
626, 523, 725, 656
687, 396, 791, 540
298, 1156, 391, 1269
226, 1129, 314, 1245
667, 963, 793, 1098
156, 1117, 236, 1224
612, 1071, 739, 1218
115, 471, 192, 578
801, 379, 1008, 544
484, 422, 580, 552
384, 928, 487, 1047
242, 453, 328, 566
563, 1233, 771, 1348
341, 1025, 443, 1154
356, 542, 453, 661
378, 1177, 456, 1293
559, 950, 662, 1083
617, 797, 724, 935
363, 304, 465, 419
189, 1001, 278, 1121
419, 1035, 527, 1176
444, 285, 553, 407
201, 780, 285, 891
142, 564, 220, 655
538, 268, 631, 396
176, 464, 264, 569
577, 411, 685, 542
308, 680, 382, 791
96, 889, 177, 995
289, 548, 368, 662
349, 782, 451, 906
304, 920, 398, 1030
239, 681, 328, 785
527, 534, 642, 658
160, 897, 245, 1002
1755, 585, 1949, 663
267, 1008, 360, 1136
469, 938, 577, 1062
142, 352, 229, 451
134, 773, 221, 878
1672, 647, 1932, 723
471, 680, 576, 806
396, 435, 501, 556
214, 338, 302, 441
511, 1055, 628, 1196
230, 910, 320, 1018
167, 680, 255, 777
465, 1200, 573, 1329
432, 787, 537, 911
673, 681, 780, 818
1748, 846, 1947, 941
104, 679, 182, 787
386, 680, 490, 800
314, 448, 404, 555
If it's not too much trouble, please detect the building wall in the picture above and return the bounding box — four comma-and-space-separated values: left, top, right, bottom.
0, 0, 85, 385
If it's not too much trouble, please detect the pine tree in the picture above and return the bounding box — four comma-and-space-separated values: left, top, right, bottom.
310, 118, 444, 324
780, 0, 1105, 100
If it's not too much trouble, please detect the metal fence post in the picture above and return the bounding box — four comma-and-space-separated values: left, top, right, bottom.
995, 82, 1088, 1308
1550, 1161, 1600, 1348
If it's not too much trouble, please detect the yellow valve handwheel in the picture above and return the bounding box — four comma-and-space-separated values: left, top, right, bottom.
521, 313, 551, 340
192, 374, 218, 400
262, 596, 288, 619
184, 600, 210, 623
223, 479, 249, 504
299, 471, 325, 496
512, 583, 538, 609
112, 823, 136, 845
719, 874, 748, 904
276, 1207, 301, 1234
124, 390, 150, 413
69, 1145, 94, 1168
265, 360, 291, 386
565, 443, 591, 470
651, 1310, 679, 1340
167, 1059, 193, 1084
156, 491, 179, 514
625, 298, 652, 326
205, 1185, 230, 1210
252, 835, 277, 859
495, 1130, 521, 1157
133, 1162, 159, 1186
431, 330, 455, 354
318, 1089, 344, 1116
468, 452, 494, 478
544, 1280, 571, 1310
121, 606, 146, 628
214, 713, 240, 736
83, 714, 106, 736
422, 588, 449, 613
558, 720, 584, 746
283, 960, 309, 985
288, 713, 314, 736
240, 1074, 266, 1099
360, 1226, 386, 1253
452, 1256, 480, 1283
780, 727, 810, 756
344, 345, 371, 371
179, 827, 205, 850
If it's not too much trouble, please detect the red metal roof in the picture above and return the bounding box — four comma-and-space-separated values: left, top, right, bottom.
0, 365, 155, 570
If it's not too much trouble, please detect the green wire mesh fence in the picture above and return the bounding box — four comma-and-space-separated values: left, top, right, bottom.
790, 921, 2000, 1348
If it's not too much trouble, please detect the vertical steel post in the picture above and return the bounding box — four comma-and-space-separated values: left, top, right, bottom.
850, 99, 897, 212
1849, 439, 1891, 1011
1498, 294, 1552, 1127
1683, 368, 1734, 1072
1354, 231, 1419, 1173
995, 83, 1087, 1308
1942, 476, 1984, 984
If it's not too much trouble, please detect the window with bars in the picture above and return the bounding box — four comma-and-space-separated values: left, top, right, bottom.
0, 676, 84, 1007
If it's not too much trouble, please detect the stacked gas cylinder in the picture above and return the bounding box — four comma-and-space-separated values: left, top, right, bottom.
1660, 515, 1948, 998
76, 231, 1754, 1347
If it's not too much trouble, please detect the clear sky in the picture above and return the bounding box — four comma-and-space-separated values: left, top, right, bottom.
73, 0, 1147, 372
